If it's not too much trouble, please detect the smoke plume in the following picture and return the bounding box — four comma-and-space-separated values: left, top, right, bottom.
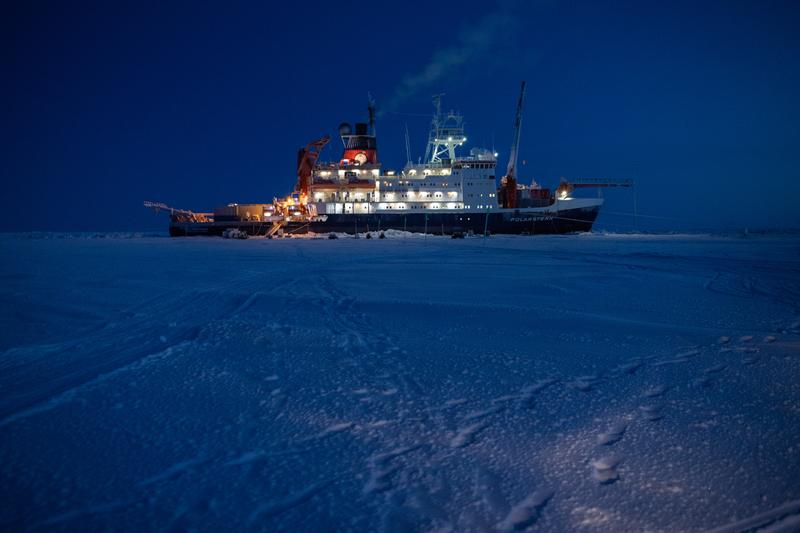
385, 2, 522, 112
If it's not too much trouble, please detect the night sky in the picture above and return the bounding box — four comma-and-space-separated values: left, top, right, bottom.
3, 0, 799, 232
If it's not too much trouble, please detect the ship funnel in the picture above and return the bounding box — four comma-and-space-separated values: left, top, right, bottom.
338, 102, 379, 166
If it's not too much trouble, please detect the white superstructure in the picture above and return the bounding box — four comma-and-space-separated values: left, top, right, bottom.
308, 102, 500, 216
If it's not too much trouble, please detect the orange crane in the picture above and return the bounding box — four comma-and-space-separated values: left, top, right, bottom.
296, 135, 330, 199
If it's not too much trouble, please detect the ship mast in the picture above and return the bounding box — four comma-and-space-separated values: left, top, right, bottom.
423, 94, 443, 163
501, 81, 527, 208
367, 93, 376, 136
404, 122, 412, 166
424, 94, 466, 164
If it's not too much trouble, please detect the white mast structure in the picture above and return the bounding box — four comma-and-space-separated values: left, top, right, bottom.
424, 94, 467, 164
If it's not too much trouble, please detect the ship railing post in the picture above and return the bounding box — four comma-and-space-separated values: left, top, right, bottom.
424, 213, 428, 241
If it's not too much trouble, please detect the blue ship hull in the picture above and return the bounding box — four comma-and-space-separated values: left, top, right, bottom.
169, 205, 600, 236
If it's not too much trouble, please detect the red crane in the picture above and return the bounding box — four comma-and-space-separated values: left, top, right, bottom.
296, 136, 330, 198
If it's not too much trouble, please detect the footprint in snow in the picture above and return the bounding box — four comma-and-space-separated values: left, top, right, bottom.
299, 422, 354, 443
718, 336, 731, 344
703, 363, 727, 375
739, 335, 754, 343
742, 355, 760, 365
642, 385, 669, 398
496, 489, 554, 531
639, 404, 664, 422
445, 398, 468, 407
568, 376, 600, 392
527, 378, 559, 393
363, 445, 421, 494
513, 379, 559, 408
694, 376, 715, 388
450, 422, 488, 448
617, 359, 643, 375
734, 346, 759, 353
597, 421, 627, 446
592, 456, 621, 485
656, 350, 701, 365
763, 335, 777, 343
696, 364, 725, 386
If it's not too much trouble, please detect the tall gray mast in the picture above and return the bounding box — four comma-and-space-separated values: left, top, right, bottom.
506, 81, 527, 181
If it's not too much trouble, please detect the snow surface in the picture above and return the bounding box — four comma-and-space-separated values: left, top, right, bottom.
1, 232, 799, 531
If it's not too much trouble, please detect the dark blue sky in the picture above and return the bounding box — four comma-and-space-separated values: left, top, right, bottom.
3, 0, 799, 232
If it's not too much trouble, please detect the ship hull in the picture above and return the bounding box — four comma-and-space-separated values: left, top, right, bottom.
306, 204, 600, 235
169, 203, 601, 237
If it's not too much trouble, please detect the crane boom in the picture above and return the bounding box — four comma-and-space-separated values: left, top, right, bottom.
506, 80, 527, 180
555, 178, 634, 199
500, 81, 527, 208
143, 201, 210, 223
